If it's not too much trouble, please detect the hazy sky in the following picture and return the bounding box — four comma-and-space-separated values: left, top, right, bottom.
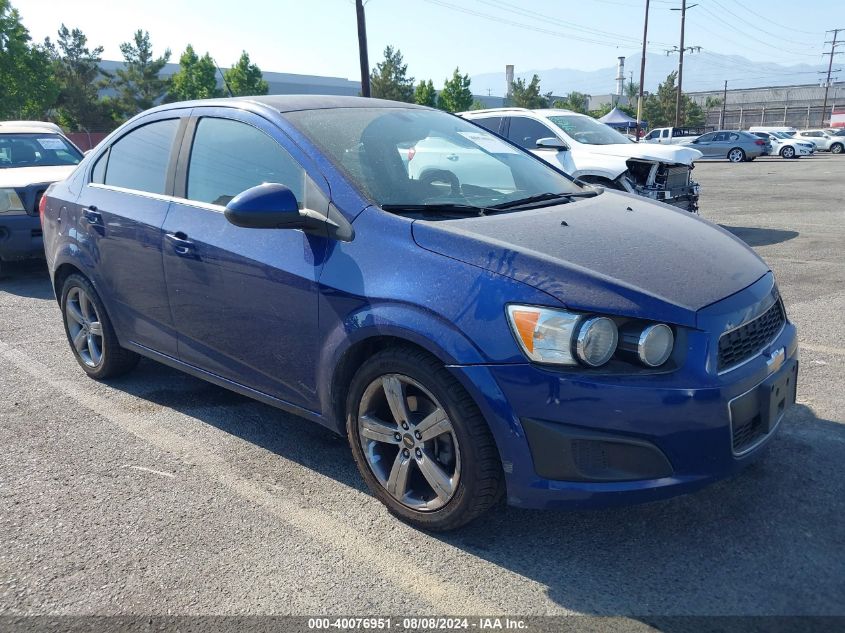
12, 0, 841, 87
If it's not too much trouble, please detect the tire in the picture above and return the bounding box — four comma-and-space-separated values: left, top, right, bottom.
346, 346, 503, 531
60, 273, 140, 379
780, 146, 796, 159
727, 147, 745, 163
831, 142, 844, 155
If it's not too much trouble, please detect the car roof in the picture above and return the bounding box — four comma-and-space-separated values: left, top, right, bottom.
149, 95, 428, 115
459, 107, 581, 118
0, 121, 64, 134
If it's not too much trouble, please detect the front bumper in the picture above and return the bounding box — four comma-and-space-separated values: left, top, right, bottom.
449, 276, 798, 510
0, 214, 43, 261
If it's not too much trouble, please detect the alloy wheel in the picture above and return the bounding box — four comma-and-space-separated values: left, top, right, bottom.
65, 286, 104, 367
728, 148, 744, 163
782, 146, 795, 159
357, 374, 461, 511
832, 143, 843, 154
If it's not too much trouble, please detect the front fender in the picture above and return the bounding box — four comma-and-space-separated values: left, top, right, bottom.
316, 300, 488, 427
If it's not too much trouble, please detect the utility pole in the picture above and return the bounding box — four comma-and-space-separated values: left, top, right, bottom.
356, 0, 371, 97
720, 80, 727, 128
820, 29, 843, 126
670, 1, 698, 127
635, 0, 650, 141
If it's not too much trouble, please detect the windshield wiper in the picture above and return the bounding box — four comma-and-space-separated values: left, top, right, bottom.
489, 190, 598, 210
381, 203, 493, 216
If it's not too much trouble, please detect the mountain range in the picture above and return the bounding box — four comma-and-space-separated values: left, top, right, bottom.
470, 52, 828, 97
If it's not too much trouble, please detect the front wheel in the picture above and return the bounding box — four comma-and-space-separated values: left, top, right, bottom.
346, 347, 503, 531
831, 142, 843, 155
60, 274, 139, 379
727, 147, 746, 163
780, 146, 796, 159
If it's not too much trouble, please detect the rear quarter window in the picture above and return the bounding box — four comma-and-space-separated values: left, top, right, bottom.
102, 119, 180, 195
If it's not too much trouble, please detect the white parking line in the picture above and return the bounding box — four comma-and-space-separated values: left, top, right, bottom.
0, 340, 508, 615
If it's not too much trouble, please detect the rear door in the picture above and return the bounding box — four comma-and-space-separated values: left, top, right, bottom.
161, 108, 329, 410
74, 112, 186, 356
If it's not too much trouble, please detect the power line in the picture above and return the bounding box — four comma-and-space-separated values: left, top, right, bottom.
821, 29, 845, 125
716, 0, 821, 36
705, 0, 822, 47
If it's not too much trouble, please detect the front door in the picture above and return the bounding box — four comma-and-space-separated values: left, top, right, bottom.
161, 110, 329, 411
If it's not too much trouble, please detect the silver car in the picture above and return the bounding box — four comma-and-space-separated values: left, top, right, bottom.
682, 130, 769, 162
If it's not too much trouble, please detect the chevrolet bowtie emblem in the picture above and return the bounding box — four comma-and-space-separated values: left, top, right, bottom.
766, 347, 786, 373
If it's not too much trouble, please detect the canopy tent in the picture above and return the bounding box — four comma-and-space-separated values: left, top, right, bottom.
598, 107, 644, 130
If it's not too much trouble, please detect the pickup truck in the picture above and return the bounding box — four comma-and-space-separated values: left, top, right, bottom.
643, 126, 711, 145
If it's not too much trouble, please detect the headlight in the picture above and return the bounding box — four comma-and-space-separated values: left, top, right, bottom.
635, 323, 674, 367
506, 305, 581, 365
0, 189, 26, 215
575, 317, 618, 367
507, 305, 675, 369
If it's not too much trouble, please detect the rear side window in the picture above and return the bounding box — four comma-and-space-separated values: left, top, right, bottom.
506, 117, 555, 149
661, 129, 669, 138
103, 119, 180, 194
186, 118, 305, 207
470, 116, 503, 134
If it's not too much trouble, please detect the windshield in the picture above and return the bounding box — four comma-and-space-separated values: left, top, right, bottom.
284, 107, 581, 209
772, 132, 792, 139
0, 133, 83, 168
546, 114, 632, 145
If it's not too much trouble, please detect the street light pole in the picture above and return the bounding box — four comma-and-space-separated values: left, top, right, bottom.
356, 0, 371, 97
720, 80, 727, 128
635, 0, 650, 141
674, 0, 688, 126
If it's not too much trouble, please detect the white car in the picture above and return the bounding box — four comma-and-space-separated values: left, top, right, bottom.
750, 131, 815, 159
459, 108, 702, 212
793, 129, 844, 154
642, 126, 709, 145
0, 121, 82, 272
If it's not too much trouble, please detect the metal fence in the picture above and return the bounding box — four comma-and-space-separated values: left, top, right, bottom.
703, 105, 838, 130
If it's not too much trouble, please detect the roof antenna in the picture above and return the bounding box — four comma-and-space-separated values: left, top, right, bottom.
212, 58, 235, 98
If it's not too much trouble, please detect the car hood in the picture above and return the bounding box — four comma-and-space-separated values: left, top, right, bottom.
574, 143, 702, 165
0, 165, 76, 188
411, 192, 768, 327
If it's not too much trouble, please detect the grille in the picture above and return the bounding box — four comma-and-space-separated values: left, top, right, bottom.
732, 414, 765, 452
664, 166, 690, 190
718, 300, 785, 371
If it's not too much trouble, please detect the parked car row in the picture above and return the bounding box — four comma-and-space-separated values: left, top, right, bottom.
3, 96, 799, 530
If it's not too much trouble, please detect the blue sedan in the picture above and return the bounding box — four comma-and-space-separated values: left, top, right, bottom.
41, 96, 798, 530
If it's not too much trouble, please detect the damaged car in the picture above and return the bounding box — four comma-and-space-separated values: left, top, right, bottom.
460, 108, 702, 212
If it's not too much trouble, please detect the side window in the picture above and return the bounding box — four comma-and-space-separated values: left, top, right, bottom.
91, 150, 108, 184
470, 116, 503, 134
728, 133, 740, 141
714, 132, 728, 142
506, 117, 556, 149
644, 130, 656, 140
661, 129, 669, 138
104, 119, 180, 194
187, 117, 305, 207
697, 133, 715, 142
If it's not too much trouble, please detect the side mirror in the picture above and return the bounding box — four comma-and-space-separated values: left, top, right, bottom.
536, 137, 569, 151
225, 183, 318, 230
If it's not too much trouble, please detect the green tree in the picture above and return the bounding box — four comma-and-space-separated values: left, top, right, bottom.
437, 67, 473, 113
509, 74, 548, 109
0, 0, 58, 119
414, 79, 436, 107
43, 24, 108, 131
469, 99, 487, 111
223, 51, 268, 96
104, 30, 170, 122
168, 44, 221, 101
369, 45, 414, 102
642, 71, 703, 127
552, 91, 589, 114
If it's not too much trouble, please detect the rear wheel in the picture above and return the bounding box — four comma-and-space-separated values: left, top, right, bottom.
346, 347, 503, 531
780, 146, 796, 159
60, 274, 139, 379
727, 147, 746, 163
831, 142, 843, 155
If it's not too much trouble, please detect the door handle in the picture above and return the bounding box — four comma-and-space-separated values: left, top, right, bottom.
165, 232, 196, 256
446, 153, 459, 161
82, 206, 103, 225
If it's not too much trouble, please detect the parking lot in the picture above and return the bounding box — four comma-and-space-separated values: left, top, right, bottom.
1, 155, 843, 622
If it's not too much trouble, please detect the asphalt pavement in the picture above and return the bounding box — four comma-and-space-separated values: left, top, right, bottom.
0, 154, 843, 627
